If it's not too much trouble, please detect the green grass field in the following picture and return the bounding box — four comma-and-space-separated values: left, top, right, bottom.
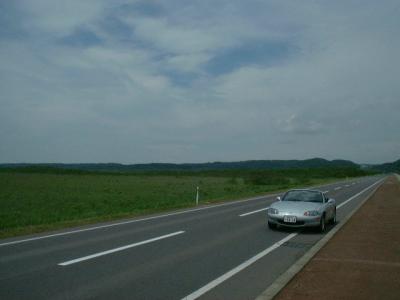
0, 167, 372, 238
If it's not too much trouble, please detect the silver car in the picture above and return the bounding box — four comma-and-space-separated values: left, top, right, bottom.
267, 189, 336, 232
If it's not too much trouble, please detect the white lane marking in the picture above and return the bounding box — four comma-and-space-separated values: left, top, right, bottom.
0, 177, 378, 247
0, 194, 277, 247
334, 187, 342, 190
181, 178, 385, 300
239, 207, 269, 217
181, 233, 297, 300
337, 178, 384, 209
345, 184, 350, 187
58, 231, 185, 266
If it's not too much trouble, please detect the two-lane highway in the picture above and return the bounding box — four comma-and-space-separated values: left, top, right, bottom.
0, 176, 385, 299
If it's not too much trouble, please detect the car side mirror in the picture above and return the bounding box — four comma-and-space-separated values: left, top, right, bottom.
277, 196, 281, 201
328, 198, 335, 204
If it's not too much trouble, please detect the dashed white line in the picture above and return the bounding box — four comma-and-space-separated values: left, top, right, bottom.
58, 231, 185, 266
0, 194, 276, 247
239, 207, 269, 217
181, 178, 384, 300
1, 179, 370, 247
334, 187, 342, 190
337, 179, 383, 208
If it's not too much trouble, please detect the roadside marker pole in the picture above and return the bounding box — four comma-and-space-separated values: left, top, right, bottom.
196, 186, 199, 206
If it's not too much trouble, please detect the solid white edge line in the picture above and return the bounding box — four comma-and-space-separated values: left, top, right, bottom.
0, 194, 276, 247
337, 178, 384, 209
255, 177, 385, 300
181, 177, 384, 300
58, 231, 185, 266
0, 176, 379, 247
181, 233, 297, 300
239, 207, 270, 217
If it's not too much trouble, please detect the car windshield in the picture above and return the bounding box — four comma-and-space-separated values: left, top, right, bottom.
282, 190, 323, 203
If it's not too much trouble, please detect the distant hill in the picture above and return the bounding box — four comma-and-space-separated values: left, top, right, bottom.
369, 159, 400, 173
0, 158, 359, 172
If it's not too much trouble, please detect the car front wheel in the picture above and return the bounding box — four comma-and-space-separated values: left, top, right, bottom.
330, 208, 336, 225
268, 221, 277, 230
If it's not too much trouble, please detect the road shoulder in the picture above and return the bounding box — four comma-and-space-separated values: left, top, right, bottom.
258, 175, 399, 300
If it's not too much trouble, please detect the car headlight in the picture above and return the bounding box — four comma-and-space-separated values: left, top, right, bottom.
269, 208, 279, 214
304, 210, 320, 216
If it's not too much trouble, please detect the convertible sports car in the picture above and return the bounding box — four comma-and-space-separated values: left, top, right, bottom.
267, 189, 336, 232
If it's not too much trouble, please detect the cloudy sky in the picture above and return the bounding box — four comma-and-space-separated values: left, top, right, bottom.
1, 0, 399, 164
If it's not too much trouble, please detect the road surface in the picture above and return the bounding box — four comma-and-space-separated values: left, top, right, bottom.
0, 175, 384, 300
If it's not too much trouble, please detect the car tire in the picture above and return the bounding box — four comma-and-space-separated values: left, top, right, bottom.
268, 221, 277, 230
330, 208, 337, 225
319, 214, 326, 233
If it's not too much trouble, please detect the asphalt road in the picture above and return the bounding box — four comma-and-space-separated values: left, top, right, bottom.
0, 175, 385, 300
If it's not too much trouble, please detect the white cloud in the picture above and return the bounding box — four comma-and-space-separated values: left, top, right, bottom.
166, 53, 211, 73
1, 1, 399, 164
126, 16, 224, 54
19, 0, 109, 35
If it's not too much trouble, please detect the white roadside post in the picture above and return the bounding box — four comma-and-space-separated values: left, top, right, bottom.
196, 186, 199, 206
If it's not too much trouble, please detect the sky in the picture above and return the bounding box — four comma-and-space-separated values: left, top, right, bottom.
1, 0, 399, 164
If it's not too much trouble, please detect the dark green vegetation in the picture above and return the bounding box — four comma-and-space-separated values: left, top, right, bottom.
0, 157, 358, 172
368, 158, 400, 173
0, 166, 374, 238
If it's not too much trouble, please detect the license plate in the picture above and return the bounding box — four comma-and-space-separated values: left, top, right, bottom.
284, 215, 296, 223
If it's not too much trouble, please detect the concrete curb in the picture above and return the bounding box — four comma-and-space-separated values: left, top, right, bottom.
255, 177, 386, 300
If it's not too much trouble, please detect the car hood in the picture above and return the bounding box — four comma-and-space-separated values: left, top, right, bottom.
270, 201, 322, 214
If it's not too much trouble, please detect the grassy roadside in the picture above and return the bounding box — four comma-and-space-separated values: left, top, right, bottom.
0, 168, 372, 239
